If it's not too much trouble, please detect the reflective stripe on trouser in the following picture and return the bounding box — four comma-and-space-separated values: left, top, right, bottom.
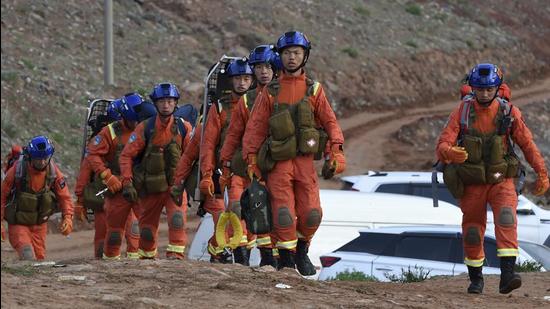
203, 197, 225, 257
464, 257, 484, 267
126, 251, 140, 259
166, 191, 187, 257
138, 191, 188, 258
102, 194, 140, 259
277, 239, 298, 250
497, 248, 519, 257
246, 235, 257, 249
8, 223, 48, 260
102, 253, 121, 260
138, 248, 157, 259
460, 179, 518, 263
267, 155, 322, 251
256, 235, 271, 248
167, 244, 185, 254
94, 210, 107, 259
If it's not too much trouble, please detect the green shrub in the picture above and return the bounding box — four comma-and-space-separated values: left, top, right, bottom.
332, 269, 379, 282
341, 47, 359, 58
22, 59, 35, 70
405, 40, 418, 48
515, 260, 543, 272
354, 5, 370, 16
1, 263, 37, 277
405, 4, 422, 16
385, 265, 431, 283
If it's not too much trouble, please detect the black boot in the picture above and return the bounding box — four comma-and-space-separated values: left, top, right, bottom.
499, 256, 522, 294
210, 249, 233, 264
259, 248, 277, 268
277, 249, 295, 270
467, 266, 484, 294
295, 240, 316, 276
233, 246, 250, 266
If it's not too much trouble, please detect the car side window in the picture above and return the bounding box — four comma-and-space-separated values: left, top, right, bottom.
409, 184, 458, 206
337, 233, 398, 255
375, 183, 410, 195
393, 236, 455, 263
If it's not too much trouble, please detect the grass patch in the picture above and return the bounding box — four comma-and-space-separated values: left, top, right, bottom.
22, 59, 36, 70
385, 265, 431, 283
1, 71, 18, 82
341, 47, 359, 58
405, 40, 418, 48
466, 40, 474, 49
1, 263, 38, 277
332, 269, 379, 282
353, 5, 370, 16
515, 260, 543, 272
405, 4, 422, 16
50, 132, 65, 144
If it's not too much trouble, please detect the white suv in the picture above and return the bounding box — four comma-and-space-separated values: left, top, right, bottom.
341, 171, 550, 246
318, 226, 549, 282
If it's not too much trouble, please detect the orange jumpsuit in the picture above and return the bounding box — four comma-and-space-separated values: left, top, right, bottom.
201, 94, 251, 253
220, 85, 274, 250
460, 83, 511, 101
84, 122, 141, 259
119, 115, 192, 259
1, 161, 74, 260
3, 145, 23, 174
242, 71, 344, 251
173, 123, 226, 257
437, 98, 548, 266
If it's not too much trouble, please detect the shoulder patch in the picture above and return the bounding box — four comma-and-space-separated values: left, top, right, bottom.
128, 133, 137, 144
58, 177, 66, 189
93, 135, 102, 145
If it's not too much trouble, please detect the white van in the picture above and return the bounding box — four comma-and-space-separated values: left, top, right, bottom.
188, 190, 463, 268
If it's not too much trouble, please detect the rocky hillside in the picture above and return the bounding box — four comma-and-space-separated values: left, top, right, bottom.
2, 0, 550, 181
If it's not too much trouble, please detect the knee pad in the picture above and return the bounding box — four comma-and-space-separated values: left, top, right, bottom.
108, 231, 122, 247
305, 209, 322, 228
230, 201, 242, 219
465, 226, 481, 246
131, 220, 140, 236
170, 212, 184, 229
21, 245, 34, 260
277, 206, 293, 228
140, 227, 154, 242
498, 206, 515, 227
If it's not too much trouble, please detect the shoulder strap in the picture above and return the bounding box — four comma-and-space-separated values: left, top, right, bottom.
266, 79, 280, 97
458, 99, 473, 145
46, 160, 58, 188
306, 80, 321, 97
143, 116, 157, 143
107, 122, 123, 141
14, 157, 25, 192
174, 117, 188, 140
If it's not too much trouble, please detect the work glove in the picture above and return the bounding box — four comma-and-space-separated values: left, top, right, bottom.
199, 171, 215, 197
74, 199, 88, 223
322, 144, 346, 179
247, 154, 262, 181
170, 184, 185, 206
59, 214, 73, 236
100, 169, 122, 194
122, 183, 138, 203
444, 146, 468, 164
219, 165, 232, 193
534, 173, 549, 196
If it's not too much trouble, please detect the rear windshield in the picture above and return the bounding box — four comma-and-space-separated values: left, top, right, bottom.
336, 232, 398, 255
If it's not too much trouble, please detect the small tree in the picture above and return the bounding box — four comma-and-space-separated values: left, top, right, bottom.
385, 265, 431, 283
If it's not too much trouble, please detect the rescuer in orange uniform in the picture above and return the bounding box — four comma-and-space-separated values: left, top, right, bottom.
1, 136, 74, 260
219, 45, 282, 267
437, 63, 549, 294
119, 84, 192, 259
199, 59, 254, 265
242, 31, 346, 276
85, 93, 150, 260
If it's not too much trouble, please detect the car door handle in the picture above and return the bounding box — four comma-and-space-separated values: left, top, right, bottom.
375, 267, 393, 271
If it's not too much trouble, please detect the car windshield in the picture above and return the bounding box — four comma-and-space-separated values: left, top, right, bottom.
518, 241, 550, 270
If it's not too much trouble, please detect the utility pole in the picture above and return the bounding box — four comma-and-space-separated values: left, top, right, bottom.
104, 0, 114, 86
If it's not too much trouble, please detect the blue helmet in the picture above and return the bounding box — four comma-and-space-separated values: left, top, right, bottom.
107, 99, 123, 121
226, 59, 253, 77
120, 92, 143, 122
249, 45, 283, 71
276, 31, 311, 52
149, 83, 180, 102
468, 63, 503, 88
27, 135, 54, 159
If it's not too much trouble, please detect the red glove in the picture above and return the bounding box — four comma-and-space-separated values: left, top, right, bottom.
59, 214, 73, 236
199, 171, 215, 197
329, 144, 346, 175
247, 154, 262, 181
74, 199, 87, 223
219, 165, 232, 193
534, 173, 549, 196
100, 169, 122, 194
